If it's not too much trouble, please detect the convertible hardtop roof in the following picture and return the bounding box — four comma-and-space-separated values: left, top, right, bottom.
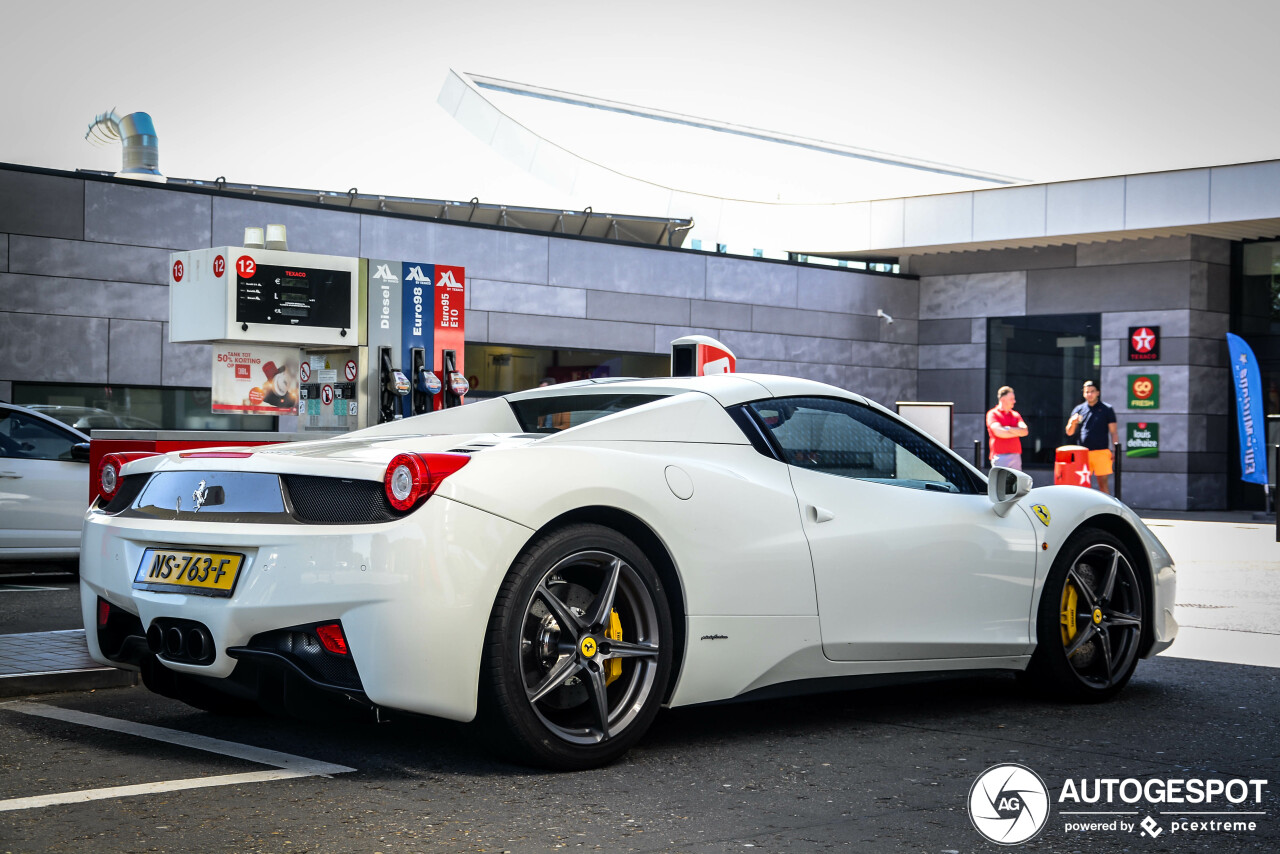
503, 373, 871, 409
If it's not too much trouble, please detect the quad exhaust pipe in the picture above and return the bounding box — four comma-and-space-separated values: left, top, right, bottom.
147, 620, 214, 664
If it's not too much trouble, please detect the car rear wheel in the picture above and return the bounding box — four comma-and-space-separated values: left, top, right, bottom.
480, 524, 673, 770
1026, 527, 1145, 702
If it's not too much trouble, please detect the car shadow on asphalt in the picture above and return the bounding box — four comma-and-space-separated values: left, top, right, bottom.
21, 654, 1270, 778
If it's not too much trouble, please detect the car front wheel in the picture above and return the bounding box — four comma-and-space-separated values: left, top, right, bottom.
480, 524, 673, 770
1026, 527, 1146, 702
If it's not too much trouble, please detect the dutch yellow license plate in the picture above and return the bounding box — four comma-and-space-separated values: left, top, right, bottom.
134, 549, 245, 597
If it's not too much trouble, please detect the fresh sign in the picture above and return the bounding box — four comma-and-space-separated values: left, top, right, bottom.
1128, 374, 1159, 409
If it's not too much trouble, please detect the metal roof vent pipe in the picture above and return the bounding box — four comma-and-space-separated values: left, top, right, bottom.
85, 109, 165, 183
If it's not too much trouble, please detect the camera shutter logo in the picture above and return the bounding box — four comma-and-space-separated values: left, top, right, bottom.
968, 763, 1051, 845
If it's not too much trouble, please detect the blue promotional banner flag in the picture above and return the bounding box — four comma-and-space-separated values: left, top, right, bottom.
1226, 333, 1269, 486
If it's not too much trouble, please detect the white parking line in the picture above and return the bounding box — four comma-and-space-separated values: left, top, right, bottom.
0, 700, 355, 812
0, 584, 66, 592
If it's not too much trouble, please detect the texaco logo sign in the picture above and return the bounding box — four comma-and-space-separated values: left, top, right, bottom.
1128, 326, 1159, 361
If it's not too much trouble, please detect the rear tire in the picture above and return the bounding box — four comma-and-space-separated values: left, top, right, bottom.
1025, 527, 1146, 702
479, 524, 673, 770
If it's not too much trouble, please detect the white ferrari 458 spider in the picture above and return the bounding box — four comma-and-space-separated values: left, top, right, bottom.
80, 374, 1177, 769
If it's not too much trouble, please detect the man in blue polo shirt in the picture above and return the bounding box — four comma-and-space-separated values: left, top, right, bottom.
1065, 380, 1119, 494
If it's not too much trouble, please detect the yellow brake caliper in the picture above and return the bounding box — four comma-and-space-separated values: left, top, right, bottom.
605, 609, 623, 685
1060, 581, 1079, 647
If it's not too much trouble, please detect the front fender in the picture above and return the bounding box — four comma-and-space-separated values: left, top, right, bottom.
1017, 486, 1176, 656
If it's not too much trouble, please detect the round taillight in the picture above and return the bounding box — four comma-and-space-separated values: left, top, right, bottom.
384, 453, 427, 511
96, 451, 159, 504
99, 457, 121, 501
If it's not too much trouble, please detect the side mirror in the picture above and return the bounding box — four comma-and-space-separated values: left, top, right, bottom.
987, 465, 1033, 517
70, 442, 91, 462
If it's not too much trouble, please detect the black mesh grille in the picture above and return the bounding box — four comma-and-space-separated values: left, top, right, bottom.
282, 474, 398, 524
246, 625, 363, 689
102, 474, 148, 514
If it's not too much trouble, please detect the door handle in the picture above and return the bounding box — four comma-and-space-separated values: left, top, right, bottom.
808, 504, 835, 523
0, 471, 22, 479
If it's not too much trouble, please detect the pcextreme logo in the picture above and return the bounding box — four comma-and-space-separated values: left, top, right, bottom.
967, 765, 1269, 845
969, 764, 1051, 844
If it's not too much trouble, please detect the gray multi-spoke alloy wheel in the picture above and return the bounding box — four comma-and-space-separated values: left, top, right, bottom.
1027, 527, 1146, 702
481, 524, 673, 770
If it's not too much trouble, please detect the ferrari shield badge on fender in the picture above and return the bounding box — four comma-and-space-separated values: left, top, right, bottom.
1032, 504, 1051, 526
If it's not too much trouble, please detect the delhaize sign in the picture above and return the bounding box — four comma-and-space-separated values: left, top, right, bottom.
211, 344, 302, 414
1126, 422, 1160, 458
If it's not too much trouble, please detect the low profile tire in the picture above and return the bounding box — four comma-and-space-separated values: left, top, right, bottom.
1025, 527, 1146, 702
480, 523, 673, 770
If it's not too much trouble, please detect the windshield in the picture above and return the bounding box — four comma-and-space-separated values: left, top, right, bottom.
508, 393, 670, 433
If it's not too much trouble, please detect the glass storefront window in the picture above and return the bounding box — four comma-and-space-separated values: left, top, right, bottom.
986, 314, 1102, 467
12, 384, 276, 434
1239, 242, 1280, 417
463, 344, 669, 399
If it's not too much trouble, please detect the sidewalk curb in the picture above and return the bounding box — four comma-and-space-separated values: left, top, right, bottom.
0, 669, 138, 699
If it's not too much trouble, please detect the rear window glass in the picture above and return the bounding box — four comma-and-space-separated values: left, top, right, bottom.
508, 394, 670, 433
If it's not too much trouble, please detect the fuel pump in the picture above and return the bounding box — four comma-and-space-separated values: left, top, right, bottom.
169, 230, 364, 434
416, 356, 441, 410
438, 349, 469, 409
671, 335, 736, 377
410, 347, 432, 415
168, 238, 465, 431
379, 346, 410, 422
367, 259, 466, 423
431, 265, 467, 411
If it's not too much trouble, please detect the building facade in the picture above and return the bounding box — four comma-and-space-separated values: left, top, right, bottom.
1, 161, 1275, 511
0, 163, 917, 437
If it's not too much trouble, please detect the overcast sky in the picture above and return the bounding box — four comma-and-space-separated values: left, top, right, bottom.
4, 0, 1277, 250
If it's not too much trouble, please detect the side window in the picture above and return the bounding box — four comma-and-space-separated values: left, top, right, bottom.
0, 412, 77, 461
748, 397, 976, 494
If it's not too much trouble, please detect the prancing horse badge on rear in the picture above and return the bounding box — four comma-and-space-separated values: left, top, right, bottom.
192, 480, 209, 513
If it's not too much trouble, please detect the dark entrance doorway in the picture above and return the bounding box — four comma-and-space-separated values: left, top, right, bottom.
986, 314, 1102, 469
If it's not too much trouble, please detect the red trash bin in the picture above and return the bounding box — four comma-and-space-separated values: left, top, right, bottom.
1054, 445, 1091, 487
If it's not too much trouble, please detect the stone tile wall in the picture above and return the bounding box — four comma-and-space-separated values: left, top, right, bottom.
4, 165, 1238, 509
0, 166, 919, 427
907, 235, 1232, 510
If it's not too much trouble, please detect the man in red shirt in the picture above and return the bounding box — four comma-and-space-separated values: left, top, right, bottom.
986, 386, 1029, 470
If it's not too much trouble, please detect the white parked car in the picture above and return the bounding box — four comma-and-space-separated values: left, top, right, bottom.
80, 375, 1177, 769
26, 404, 160, 432
0, 402, 92, 562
